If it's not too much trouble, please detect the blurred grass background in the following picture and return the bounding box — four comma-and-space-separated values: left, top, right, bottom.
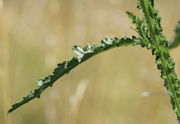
0, 0, 180, 124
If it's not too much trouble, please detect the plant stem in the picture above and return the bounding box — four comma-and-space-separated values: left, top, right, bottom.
139, 0, 180, 121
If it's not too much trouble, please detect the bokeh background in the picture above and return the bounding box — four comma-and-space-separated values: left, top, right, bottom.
0, 0, 180, 124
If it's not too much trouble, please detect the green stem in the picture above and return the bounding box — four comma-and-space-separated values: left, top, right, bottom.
139, 0, 180, 121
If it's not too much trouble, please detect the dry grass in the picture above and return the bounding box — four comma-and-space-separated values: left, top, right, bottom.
0, 0, 180, 124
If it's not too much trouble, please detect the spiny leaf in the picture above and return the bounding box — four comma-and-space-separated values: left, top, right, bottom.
8, 36, 140, 113
126, 11, 152, 49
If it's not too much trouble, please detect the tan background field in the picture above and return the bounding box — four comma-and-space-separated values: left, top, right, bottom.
0, 0, 180, 124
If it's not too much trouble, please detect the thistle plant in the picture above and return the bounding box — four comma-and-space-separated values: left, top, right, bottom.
9, 0, 180, 122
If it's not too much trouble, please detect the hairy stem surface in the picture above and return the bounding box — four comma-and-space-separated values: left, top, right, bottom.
139, 0, 180, 121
